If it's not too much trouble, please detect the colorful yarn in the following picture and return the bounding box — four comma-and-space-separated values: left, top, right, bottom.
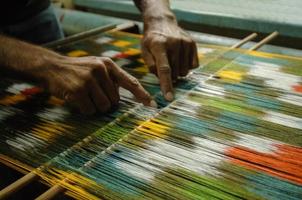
0, 31, 301, 200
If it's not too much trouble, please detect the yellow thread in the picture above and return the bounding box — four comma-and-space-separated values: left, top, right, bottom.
36, 168, 102, 200
133, 66, 149, 73
138, 121, 169, 138
41, 119, 73, 129
112, 40, 132, 47
218, 70, 243, 81
32, 121, 71, 141
32, 129, 53, 141
151, 118, 171, 127
249, 50, 302, 61
124, 48, 141, 56
137, 58, 145, 63
67, 50, 89, 57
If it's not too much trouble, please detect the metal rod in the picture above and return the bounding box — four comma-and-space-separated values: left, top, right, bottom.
249, 31, 279, 51
230, 33, 258, 49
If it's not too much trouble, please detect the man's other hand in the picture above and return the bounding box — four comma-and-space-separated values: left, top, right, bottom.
42, 56, 154, 115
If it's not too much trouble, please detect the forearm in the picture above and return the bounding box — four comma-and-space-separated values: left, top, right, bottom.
0, 34, 61, 82
133, 0, 177, 30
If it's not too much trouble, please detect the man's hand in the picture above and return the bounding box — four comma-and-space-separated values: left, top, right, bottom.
0, 35, 155, 115
134, 0, 199, 101
41, 56, 154, 115
142, 21, 199, 101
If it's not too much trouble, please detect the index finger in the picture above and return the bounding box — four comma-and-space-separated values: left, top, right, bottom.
149, 39, 174, 101
106, 59, 157, 107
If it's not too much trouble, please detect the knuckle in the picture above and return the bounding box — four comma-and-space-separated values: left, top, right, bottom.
64, 90, 77, 102
87, 56, 99, 64
151, 36, 166, 46
88, 56, 98, 60
183, 37, 193, 44
89, 57, 108, 70
129, 76, 140, 87
142, 37, 153, 49
171, 36, 181, 42
142, 38, 149, 47
101, 57, 113, 65
81, 70, 93, 81
70, 80, 89, 95
142, 36, 149, 42
158, 65, 171, 74
190, 38, 196, 45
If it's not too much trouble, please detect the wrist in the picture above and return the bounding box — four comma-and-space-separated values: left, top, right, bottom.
141, 0, 177, 31
143, 12, 177, 32
28, 53, 64, 83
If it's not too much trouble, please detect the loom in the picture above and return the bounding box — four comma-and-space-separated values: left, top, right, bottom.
0, 21, 301, 200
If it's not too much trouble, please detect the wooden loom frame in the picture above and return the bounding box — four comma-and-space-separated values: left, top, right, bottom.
0, 24, 279, 200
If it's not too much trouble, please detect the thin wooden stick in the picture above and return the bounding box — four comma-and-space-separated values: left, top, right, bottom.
111, 21, 136, 32
0, 154, 34, 174
35, 181, 67, 200
249, 31, 279, 51
188, 32, 258, 77
0, 171, 38, 200
43, 24, 117, 48
231, 33, 258, 49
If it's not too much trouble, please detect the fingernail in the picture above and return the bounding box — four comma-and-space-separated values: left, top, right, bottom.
150, 100, 158, 108
165, 92, 174, 101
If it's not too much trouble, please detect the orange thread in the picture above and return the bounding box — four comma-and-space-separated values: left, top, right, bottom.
226, 145, 302, 185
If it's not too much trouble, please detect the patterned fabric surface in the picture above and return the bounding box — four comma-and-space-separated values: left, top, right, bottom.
0, 31, 301, 200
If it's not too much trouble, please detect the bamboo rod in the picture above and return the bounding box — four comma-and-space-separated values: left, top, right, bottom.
44, 21, 137, 49
43, 23, 117, 48
0, 171, 38, 200
0, 154, 34, 174
111, 22, 137, 32
188, 32, 258, 77
230, 33, 258, 49
35, 182, 66, 200
249, 31, 279, 51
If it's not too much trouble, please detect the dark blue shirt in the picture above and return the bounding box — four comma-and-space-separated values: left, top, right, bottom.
0, 0, 50, 26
